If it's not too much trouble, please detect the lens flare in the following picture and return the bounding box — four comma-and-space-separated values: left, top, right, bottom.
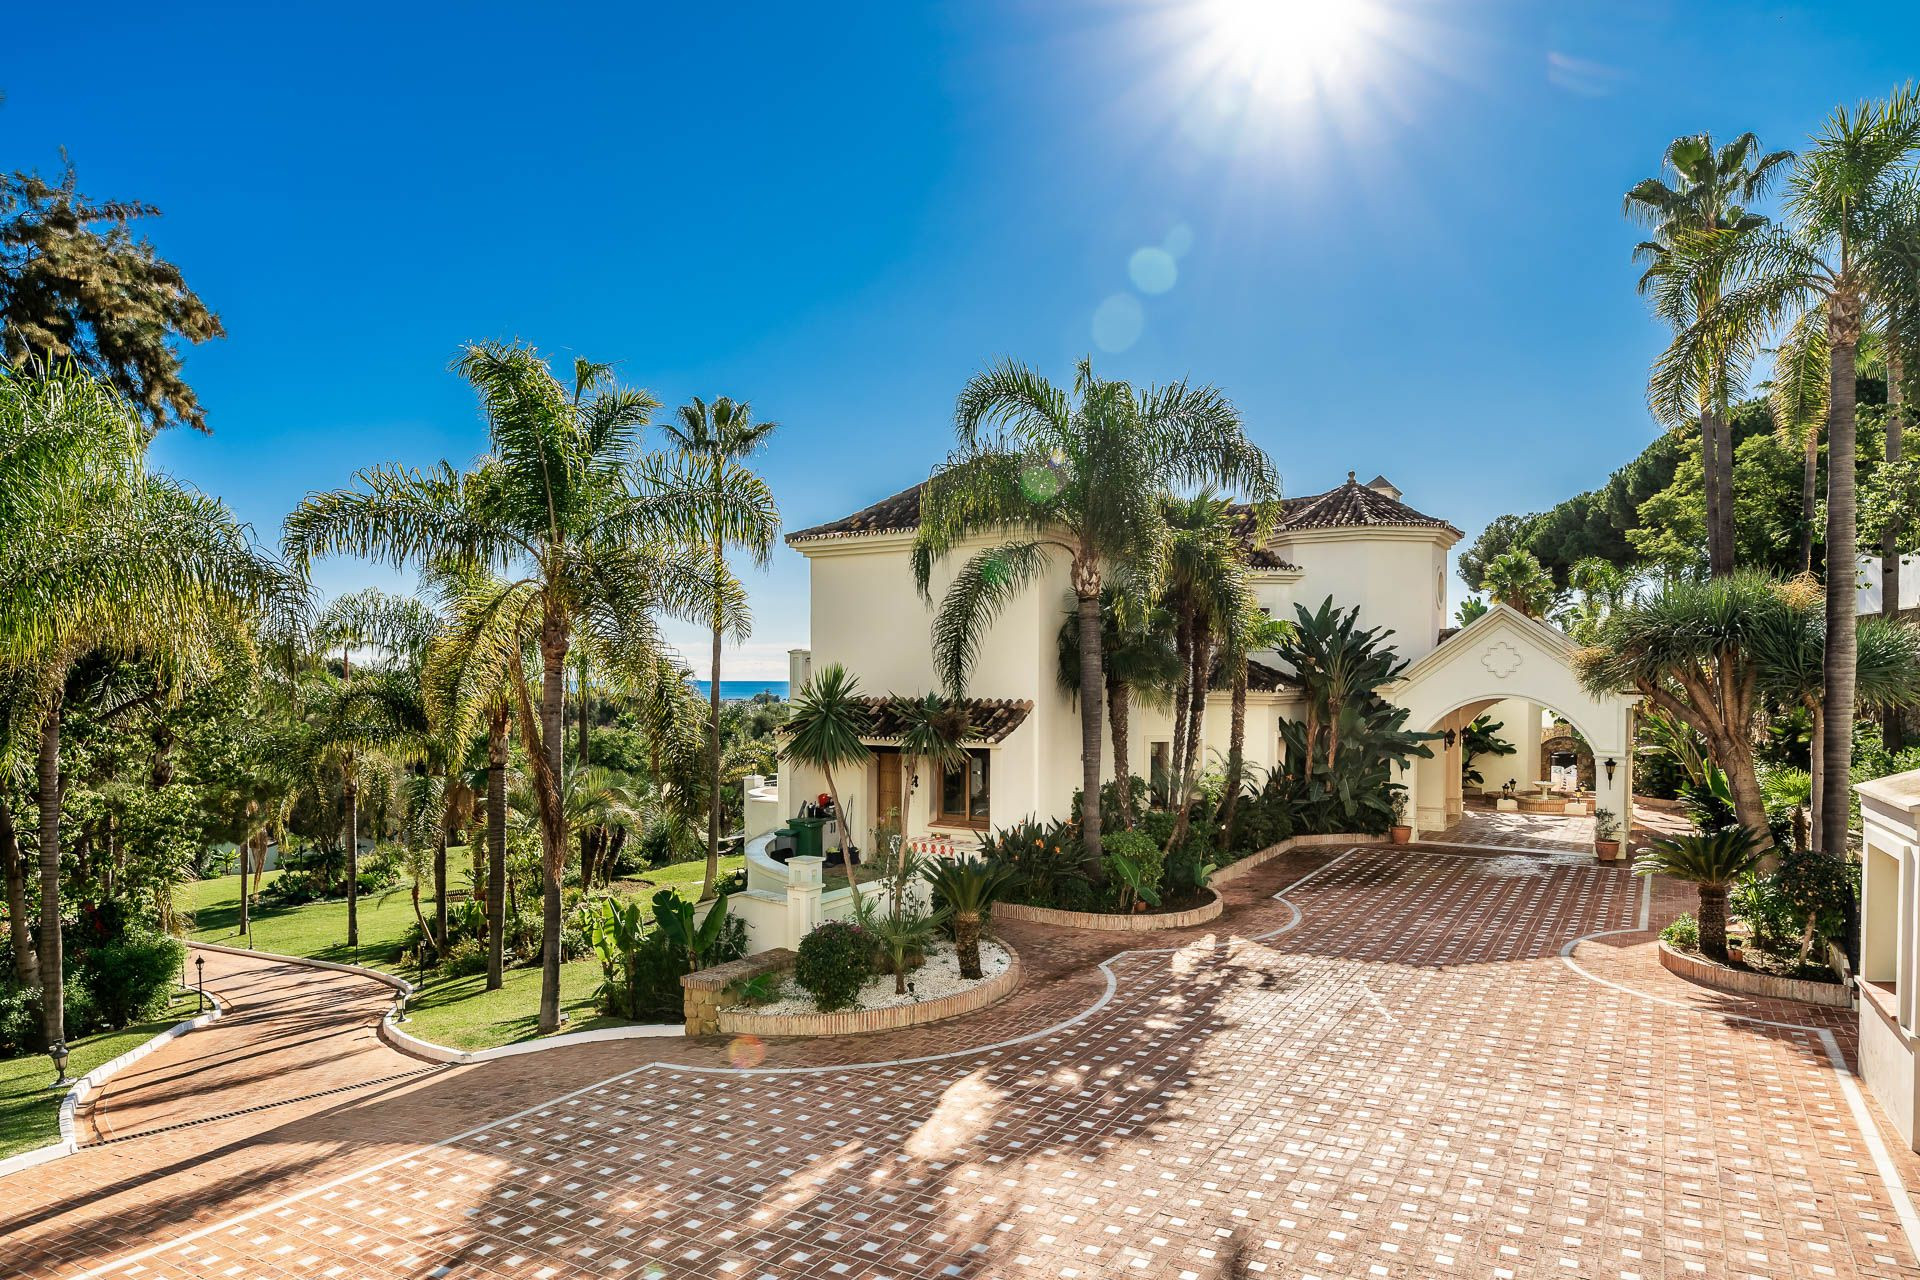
726, 1034, 765, 1068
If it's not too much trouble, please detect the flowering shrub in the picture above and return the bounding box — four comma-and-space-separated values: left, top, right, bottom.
979, 817, 1087, 908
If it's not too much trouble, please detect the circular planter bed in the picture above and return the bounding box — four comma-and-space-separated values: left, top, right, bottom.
994, 886, 1224, 932
1656, 940, 1850, 1008
716, 941, 1020, 1038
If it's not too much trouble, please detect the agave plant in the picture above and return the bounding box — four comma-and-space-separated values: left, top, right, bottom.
1632, 826, 1767, 961
921, 858, 1015, 979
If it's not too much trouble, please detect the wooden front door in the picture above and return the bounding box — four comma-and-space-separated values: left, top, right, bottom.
876, 750, 902, 829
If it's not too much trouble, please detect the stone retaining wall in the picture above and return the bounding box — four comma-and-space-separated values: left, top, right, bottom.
714, 944, 1021, 1038
681, 948, 796, 1036
1657, 940, 1852, 1008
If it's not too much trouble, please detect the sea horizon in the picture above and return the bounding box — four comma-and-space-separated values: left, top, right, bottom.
690, 679, 790, 702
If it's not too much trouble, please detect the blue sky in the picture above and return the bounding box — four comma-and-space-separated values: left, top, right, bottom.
8, 1, 1914, 678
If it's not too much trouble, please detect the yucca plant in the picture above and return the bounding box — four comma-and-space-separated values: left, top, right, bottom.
921, 857, 1015, 979
1633, 825, 1768, 961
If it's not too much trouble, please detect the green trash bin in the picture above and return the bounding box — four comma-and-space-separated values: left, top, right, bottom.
789, 816, 827, 859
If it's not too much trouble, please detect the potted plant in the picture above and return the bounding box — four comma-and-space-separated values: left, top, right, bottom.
1388, 788, 1412, 844
1593, 808, 1621, 861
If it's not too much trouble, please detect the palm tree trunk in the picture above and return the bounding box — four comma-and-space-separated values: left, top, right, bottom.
1074, 577, 1106, 879
1697, 885, 1730, 962
1808, 699, 1824, 848
1219, 657, 1249, 844
1107, 677, 1132, 829
1168, 631, 1212, 850
1819, 297, 1861, 856
1715, 409, 1736, 570
702, 608, 723, 901
1702, 404, 1733, 577
954, 909, 983, 980
1169, 611, 1192, 804
1800, 427, 1819, 575
538, 631, 569, 1034
343, 770, 359, 948
2, 796, 36, 986
577, 658, 591, 768
37, 693, 64, 1050
486, 703, 508, 991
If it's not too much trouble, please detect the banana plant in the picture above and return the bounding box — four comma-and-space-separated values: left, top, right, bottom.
651, 888, 733, 970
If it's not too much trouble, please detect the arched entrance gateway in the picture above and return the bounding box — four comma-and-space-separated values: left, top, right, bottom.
1384, 604, 1639, 846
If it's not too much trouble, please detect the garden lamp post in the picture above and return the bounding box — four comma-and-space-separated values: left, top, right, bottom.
195, 954, 206, 1014
48, 1039, 70, 1089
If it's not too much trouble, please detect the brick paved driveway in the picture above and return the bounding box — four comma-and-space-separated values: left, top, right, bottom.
7, 844, 1918, 1279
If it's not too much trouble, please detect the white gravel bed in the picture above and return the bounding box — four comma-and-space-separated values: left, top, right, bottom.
727, 940, 1011, 1017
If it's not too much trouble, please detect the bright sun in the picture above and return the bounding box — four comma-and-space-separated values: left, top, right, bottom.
1199, 0, 1383, 104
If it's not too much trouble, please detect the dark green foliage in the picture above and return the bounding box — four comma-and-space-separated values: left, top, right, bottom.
0, 163, 225, 432
443, 938, 489, 978
580, 894, 745, 1021
75, 931, 185, 1029
1730, 848, 1856, 959
1264, 598, 1433, 835
1069, 777, 1148, 833
1226, 783, 1294, 854
0, 968, 40, 1057
794, 920, 874, 1011
1458, 400, 1793, 586
1100, 830, 1163, 910
978, 817, 1088, 908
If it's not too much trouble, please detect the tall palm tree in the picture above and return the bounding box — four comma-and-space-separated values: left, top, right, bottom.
310, 588, 438, 946
1218, 606, 1291, 844
1669, 87, 1920, 852
1158, 493, 1253, 850
0, 364, 281, 1051
914, 357, 1276, 876
780, 663, 873, 894
1628, 131, 1794, 576
1054, 590, 1180, 830
285, 342, 723, 1032
656, 397, 780, 901
1478, 549, 1558, 618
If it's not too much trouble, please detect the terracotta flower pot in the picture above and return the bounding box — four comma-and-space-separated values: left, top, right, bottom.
1390, 825, 1412, 844
1593, 839, 1620, 861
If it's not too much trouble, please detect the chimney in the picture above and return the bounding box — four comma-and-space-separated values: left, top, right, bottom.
788, 648, 812, 692
1365, 474, 1403, 501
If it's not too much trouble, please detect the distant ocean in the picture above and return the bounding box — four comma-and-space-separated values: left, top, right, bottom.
690, 679, 790, 702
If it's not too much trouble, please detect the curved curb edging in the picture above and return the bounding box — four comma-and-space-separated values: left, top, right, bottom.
379, 1015, 685, 1064
997, 889, 1223, 932
0, 985, 227, 1182
1210, 832, 1387, 885
188, 938, 414, 995
1656, 939, 1852, 1008
189, 938, 685, 1064
715, 943, 1022, 1038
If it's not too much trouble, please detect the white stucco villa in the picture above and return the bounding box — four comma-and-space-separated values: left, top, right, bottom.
754, 470, 1639, 883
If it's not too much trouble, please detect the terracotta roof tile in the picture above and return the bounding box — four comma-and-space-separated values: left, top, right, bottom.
856, 696, 1034, 744
787, 471, 1459, 549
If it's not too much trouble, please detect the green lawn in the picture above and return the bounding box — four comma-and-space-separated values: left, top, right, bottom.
0, 991, 199, 1160
173, 854, 743, 1051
